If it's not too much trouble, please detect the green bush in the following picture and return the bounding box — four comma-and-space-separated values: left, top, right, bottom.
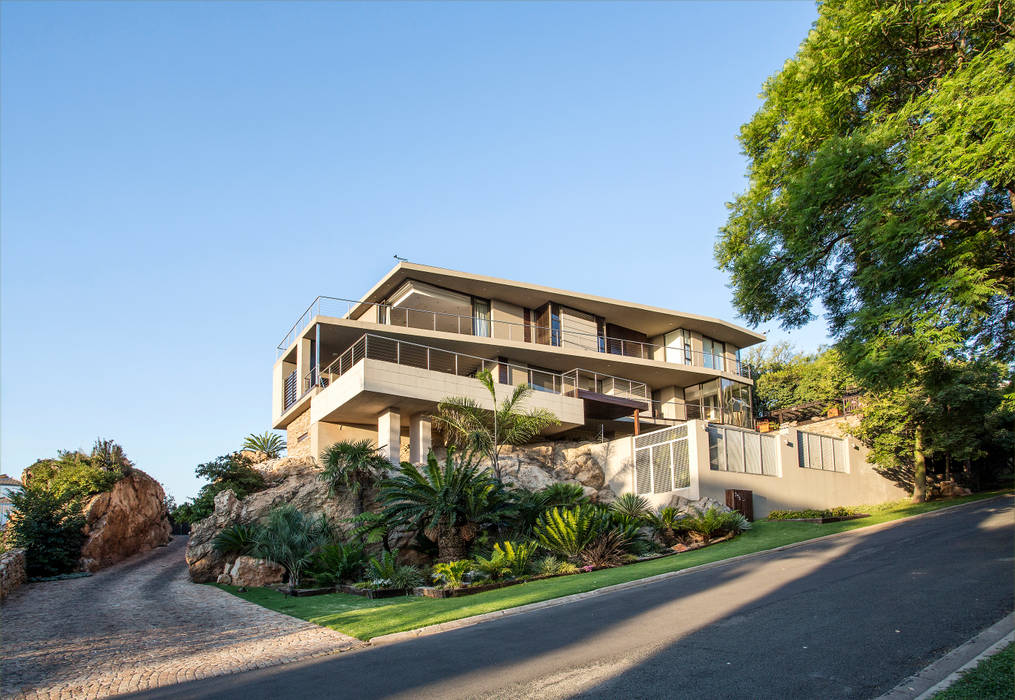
4, 486, 87, 577
685, 506, 752, 541
364, 550, 424, 589
534, 505, 607, 560
253, 505, 330, 590
432, 560, 473, 589
535, 555, 579, 576
174, 454, 268, 525
308, 541, 367, 585
212, 523, 263, 557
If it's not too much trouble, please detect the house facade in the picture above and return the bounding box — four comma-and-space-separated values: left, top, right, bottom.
272, 263, 765, 464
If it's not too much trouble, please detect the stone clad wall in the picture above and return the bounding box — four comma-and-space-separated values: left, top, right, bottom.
286, 409, 312, 458
1, 548, 27, 603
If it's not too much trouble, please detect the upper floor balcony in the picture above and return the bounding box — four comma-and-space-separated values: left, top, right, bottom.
277, 294, 754, 380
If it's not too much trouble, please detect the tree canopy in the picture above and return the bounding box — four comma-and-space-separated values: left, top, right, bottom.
716, 0, 1013, 386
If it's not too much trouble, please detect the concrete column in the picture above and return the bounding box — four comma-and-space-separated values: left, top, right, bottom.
295, 337, 312, 394
685, 419, 707, 500
409, 413, 432, 464
378, 408, 401, 465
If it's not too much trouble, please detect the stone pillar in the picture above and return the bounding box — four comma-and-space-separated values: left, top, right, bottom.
378, 408, 401, 465
409, 413, 432, 464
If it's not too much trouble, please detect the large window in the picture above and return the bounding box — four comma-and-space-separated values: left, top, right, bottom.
686, 378, 754, 428
664, 329, 691, 365
472, 298, 491, 337
702, 337, 725, 370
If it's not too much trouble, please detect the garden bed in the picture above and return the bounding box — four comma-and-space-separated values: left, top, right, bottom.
335, 584, 413, 599
769, 514, 869, 524
417, 533, 740, 598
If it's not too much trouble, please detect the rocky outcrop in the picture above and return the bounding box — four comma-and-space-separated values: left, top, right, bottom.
79, 470, 172, 572
185, 442, 624, 583
1, 548, 26, 603
479, 442, 616, 503
186, 456, 361, 583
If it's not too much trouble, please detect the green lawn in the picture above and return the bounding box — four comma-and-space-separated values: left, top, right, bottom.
934, 642, 1014, 699
216, 491, 1010, 641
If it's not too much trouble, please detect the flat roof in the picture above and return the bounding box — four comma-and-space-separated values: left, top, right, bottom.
349, 262, 766, 348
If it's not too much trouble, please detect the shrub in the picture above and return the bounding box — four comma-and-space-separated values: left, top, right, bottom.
307, 541, 366, 585
4, 486, 87, 577
431, 560, 473, 589
243, 432, 286, 458
212, 523, 262, 557
473, 541, 537, 581
534, 505, 607, 560
535, 555, 579, 576
176, 454, 268, 525
253, 505, 330, 590
610, 493, 651, 526
390, 564, 424, 590
579, 530, 631, 568
363, 550, 423, 589
647, 506, 693, 545
685, 506, 752, 542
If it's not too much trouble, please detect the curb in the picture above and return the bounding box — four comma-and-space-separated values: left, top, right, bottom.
876, 612, 1014, 700
366, 493, 1012, 646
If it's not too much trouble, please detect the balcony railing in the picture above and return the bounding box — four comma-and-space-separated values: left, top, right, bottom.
277, 295, 752, 379
297, 334, 650, 407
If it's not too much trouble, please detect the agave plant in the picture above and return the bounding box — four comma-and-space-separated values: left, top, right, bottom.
242, 432, 286, 458
610, 493, 652, 525
212, 523, 263, 557
533, 505, 607, 560
253, 505, 331, 591
320, 440, 392, 515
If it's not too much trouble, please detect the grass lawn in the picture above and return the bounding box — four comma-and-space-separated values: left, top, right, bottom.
934, 642, 1014, 699
216, 490, 1010, 641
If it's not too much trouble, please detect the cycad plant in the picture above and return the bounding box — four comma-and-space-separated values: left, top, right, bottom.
647, 506, 691, 546
533, 505, 606, 560
433, 368, 560, 481
253, 505, 331, 591
242, 432, 287, 458
380, 449, 504, 562
320, 440, 392, 515
473, 540, 538, 580
431, 559, 472, 589
212, 523, 262, 557
307, 541, 366, 585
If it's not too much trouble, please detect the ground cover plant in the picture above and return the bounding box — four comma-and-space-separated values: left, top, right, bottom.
933, 642, 1013, 700
217, 490, 1008, 640
767, 507, 865, 520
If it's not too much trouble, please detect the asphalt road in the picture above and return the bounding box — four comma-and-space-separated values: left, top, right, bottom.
136, 496, 1014, 700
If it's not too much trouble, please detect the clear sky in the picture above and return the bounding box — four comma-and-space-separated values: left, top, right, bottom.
1, 1, 827, 501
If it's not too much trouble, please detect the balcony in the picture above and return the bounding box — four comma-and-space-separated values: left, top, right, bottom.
277, 295, 753, 379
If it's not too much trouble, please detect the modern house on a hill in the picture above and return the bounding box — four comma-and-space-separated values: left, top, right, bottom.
272, 263, 765, 463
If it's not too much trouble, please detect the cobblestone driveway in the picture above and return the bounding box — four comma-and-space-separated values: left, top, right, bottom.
1, 538, 359, 699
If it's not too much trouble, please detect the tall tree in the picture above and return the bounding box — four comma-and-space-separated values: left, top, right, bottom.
716, 0, 1014, 499
319, 440, 391, 516
433, 369, 559, 481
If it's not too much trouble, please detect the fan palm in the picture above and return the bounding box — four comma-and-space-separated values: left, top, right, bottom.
319, 440, 391, 515
433, 368, 560, 481
379, 449, 503, 562
253, 505, 331, 591
242, 431, 287, 458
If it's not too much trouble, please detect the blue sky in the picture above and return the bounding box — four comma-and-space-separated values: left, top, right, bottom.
1, 1, 826, 501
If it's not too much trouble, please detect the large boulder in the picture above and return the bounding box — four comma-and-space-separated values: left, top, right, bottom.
228, 555, 285, 587
79, 470, 172, 572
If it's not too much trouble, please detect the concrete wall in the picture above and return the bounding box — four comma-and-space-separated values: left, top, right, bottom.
609, 420, 908, 518
490, 300, 525, 342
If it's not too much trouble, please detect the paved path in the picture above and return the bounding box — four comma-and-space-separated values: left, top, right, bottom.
139, 496, 1014, 699
1, 538, 358, 699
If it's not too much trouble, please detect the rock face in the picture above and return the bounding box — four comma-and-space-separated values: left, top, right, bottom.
79, 470, 172, 572
480, 442, 616, 503
186, 456, 359, 583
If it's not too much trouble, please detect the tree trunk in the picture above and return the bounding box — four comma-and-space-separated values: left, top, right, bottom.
437, 523, 468, 562
912, 423, 927, 503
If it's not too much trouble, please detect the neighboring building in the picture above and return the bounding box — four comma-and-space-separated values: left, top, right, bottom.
273, 263, 765, 463
0, 474, 24, 528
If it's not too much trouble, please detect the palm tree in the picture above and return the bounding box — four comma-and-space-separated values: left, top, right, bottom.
253, 505, 330, 592
242, 431, 287, 458
380, 449, 505, 562
319, 440, 391, 515
433, 368, 559, 481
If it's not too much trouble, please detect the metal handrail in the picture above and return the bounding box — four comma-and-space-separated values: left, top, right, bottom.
276, 295, 753, 379
560, 368, 649, 403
